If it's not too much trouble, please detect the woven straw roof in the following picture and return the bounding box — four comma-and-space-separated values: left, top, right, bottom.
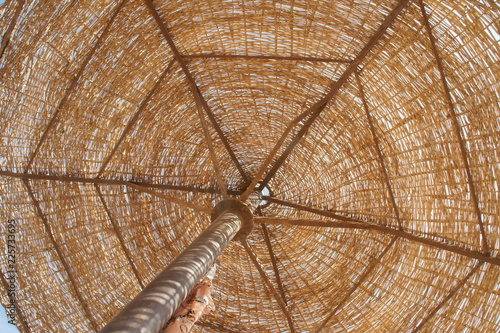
1, 0, 499, 332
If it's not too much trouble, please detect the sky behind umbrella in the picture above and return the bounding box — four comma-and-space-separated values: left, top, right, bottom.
0, 306, 19, 333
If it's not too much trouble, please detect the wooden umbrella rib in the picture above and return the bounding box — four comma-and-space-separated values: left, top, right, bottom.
94, 184, 145, 289
241, 239, 296, 333
268, 230, 328, 313
257, 216, 367, 228
0, 170, 227, 195
182, 53, 352, 63
125, 182, 212, 214
22, 179, 99, 332
255, 216, 500, 266
239, 107, 315, 201
255, 103, 327, 193
265, 197, 364, 223
0, 274, 30, 332
261, 224, 288, 305
315, 237, 398, 332
194, 91, 228, 198
247, 0, 411, 193
355, 71, 403, 230
24, 0, 127, 173
410, 262, 483, 333
97, 59, 175, 177
144, 0, 249, 184
0, 0, 26, 59
418, 0, 489, 253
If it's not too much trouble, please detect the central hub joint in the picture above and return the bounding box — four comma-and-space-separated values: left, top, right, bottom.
211, 191, 261, 240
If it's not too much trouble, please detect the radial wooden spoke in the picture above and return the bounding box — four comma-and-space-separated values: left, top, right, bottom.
0, 170, 233, 195
24, 0, 126, 173
194, 89, 228, 198
355, 71, 403, 230
239, 108, 314, 201
255, 217, 500, 266
0, 0, 26, 59
241, 0, 411, 198
94, 184, 145, 289
411, 262, 483, 333
315, 237, 397, 332
261, 224, 288, 305
419, 0, 489, 253
241, 239, 296, 333
257, 216, 367, 228
144, 0, 249, 184
183, 53, 351, 63
0, 274, 30, 332
265, 197, 363, 223
97, 60, 175, 177
125, 182, 211, 214
23, 179, 98, 332
254, 105, 324, 192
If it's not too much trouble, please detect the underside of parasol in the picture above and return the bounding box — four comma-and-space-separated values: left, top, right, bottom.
0, 0, 499, 332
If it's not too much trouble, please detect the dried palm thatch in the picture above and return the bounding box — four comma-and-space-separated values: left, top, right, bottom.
0, 0, 499, 332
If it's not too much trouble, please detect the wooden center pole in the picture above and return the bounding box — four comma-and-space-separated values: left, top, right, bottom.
100, 192, 261, 333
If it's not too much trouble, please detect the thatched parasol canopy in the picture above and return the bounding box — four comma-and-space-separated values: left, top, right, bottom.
1, 0, 499, 332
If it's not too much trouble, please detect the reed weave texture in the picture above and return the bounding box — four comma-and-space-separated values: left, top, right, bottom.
0, 0, 499, 332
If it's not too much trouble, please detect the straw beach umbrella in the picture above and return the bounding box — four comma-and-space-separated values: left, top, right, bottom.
0, 0, 499, 332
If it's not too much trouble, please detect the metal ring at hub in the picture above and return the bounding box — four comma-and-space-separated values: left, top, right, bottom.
211, 199, 255, 240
